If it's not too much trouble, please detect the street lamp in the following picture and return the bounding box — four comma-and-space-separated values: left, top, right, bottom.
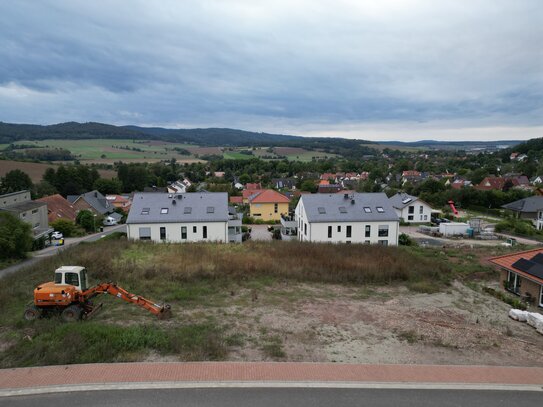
93, 214, 97, 232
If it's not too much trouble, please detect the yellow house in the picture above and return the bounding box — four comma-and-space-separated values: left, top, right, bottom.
249, 189, 290, 221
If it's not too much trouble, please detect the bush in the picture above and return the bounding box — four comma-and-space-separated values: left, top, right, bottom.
76, 210, 97, 232
399, 233, 415, 246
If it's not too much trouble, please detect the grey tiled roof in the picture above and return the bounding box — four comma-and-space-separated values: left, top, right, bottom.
76, 190, 111, 214
300, 192, 399, 223
127, 192, 229, 224
389, 193, 419, 209
502, 196, 543, 213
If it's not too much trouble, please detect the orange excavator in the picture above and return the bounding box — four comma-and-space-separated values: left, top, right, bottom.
24, 266, 171, 322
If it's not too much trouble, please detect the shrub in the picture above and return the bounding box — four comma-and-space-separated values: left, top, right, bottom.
0, 212, 32, 259
50, 219, 81, 237
399, 233, 415, 246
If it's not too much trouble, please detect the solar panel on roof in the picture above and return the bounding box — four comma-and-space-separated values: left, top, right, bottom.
512, 258, 533, 273
512, 258, 543, 280
402, 198, 412, 204
530, 253, 543, 265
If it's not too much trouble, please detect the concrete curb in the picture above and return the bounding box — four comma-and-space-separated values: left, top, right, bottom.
1, 381, 543, 397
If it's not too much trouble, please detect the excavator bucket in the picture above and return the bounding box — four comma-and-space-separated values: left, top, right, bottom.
157, 303, 172, 320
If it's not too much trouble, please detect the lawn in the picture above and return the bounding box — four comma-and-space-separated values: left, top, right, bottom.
1, 239, 541, 368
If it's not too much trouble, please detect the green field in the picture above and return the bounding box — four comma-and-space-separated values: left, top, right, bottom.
223, 151, 255, 160
12, 139, 199, 162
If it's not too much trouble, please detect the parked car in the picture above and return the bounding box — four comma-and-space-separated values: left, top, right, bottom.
103, 216, 118, 226
51, 231, 63, 239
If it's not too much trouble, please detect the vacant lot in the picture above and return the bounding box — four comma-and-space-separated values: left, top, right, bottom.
1, 240, 541, 368
11, 139, 200, 164
0, 160, 116, 182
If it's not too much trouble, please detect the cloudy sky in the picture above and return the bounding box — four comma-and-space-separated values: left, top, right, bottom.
0, 0, 541, 141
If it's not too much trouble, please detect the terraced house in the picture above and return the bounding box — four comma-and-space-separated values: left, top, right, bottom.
126, 192, 242, 243
295, 192, 400, 245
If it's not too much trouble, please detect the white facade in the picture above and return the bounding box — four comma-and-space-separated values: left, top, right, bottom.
295, 199, 399, 245
395, 200, 433, 223
127, 221, 228, 243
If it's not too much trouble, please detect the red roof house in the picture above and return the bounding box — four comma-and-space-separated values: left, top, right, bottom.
36, 194, 77, 223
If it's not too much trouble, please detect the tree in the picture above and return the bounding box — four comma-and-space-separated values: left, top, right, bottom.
76, 210, 96, 232
33, 180, 57, 198
0, 169, 33, 193
0, 212, 33, 259
301, 180, 317, 193
93, 178, 122, 195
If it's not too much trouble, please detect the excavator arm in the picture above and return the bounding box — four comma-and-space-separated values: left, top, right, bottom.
83, 283, 171, 319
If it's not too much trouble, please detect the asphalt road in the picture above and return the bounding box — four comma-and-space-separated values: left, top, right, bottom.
0, 225, 127, 279
2, 388, 542, 407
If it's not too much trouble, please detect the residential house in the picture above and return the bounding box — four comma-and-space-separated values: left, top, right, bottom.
502, 196, 543, 230
68, 190, 122, 223
272, 178, 297, 190
401, 170, 425, 185
248, 189, 290, 221
295, 192, 399, 245
530, 176, 543, 186
126, 192, 242, 243
36, 194, 77, 223
510, 152, 528, 162
106, 194, 132, 212
489, 248, 543, 308
246, 183, 262, 190
389, 193, 435, 223
450, 179, 472, 190
476, 175, 530, 191
229, 196, 243, 205
167, 179, 192, 194
0, 190, 52, 239
317, 180, 342, 194
320, 173, 338, 183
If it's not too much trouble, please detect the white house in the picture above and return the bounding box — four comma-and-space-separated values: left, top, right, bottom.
126, 192, 242, 243
295, 192, 400, 245
389, 193, 435, 223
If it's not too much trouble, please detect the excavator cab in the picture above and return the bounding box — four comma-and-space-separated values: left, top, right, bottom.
54, 266, 89, 291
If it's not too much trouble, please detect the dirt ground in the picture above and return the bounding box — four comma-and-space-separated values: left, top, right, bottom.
170, 280, 543, 366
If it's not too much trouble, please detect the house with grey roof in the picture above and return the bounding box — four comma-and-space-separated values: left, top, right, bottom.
295, 192, 400, 245
389, 192, 436, 223
502, 196, 543, 230
126, 192, 242, 243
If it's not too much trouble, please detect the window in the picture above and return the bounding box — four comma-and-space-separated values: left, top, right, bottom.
424, 215, 427, 220
328, 226, 332, 238
376, 207, 384, 213
408, 215, 414, 221
304, 223, 307, 236
365, 240, 370, 244
54, 273, 62, 284
160, 208, 169, 214
274, 203, 278, 213
339, 206, 347, 213
207, 207, 215, 213
203, 226, 208, 239
540, 286, 543, 307
378, 225, 389, 237
506, 271, 521, 295
80, 269, 88, 291
318, 207, 326, 214
141, 208, 150, 215
65, 272, 79, 286
193, 226, 197, 233
159, 227, 166, 240
184, 207, 192, 214
408, 206, 414, 214
32, 209, 38, 214
365, 225, 371, 237
253, 213, 262, 217
139, 227, 151, 240
346, 225, 352, 238
363, 207, 371, 213
378, 240, 388, 246
337, 225, 341, 232
181, 226, 187, 240
419, 205, 423, 214
21, 213, 26, 218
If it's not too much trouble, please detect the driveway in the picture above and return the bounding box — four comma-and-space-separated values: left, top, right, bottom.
0, 224, 127, 279
249, 224, 273, 241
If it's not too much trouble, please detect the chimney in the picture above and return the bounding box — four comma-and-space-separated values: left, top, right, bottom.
351, 199, 355, 205
172, 199, 176, 205
344, 193, 349, 199
94, 191, 97, 197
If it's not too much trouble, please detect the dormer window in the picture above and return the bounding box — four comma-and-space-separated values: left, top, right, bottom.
141, 208, 150, 215
160, 208, 169, 214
